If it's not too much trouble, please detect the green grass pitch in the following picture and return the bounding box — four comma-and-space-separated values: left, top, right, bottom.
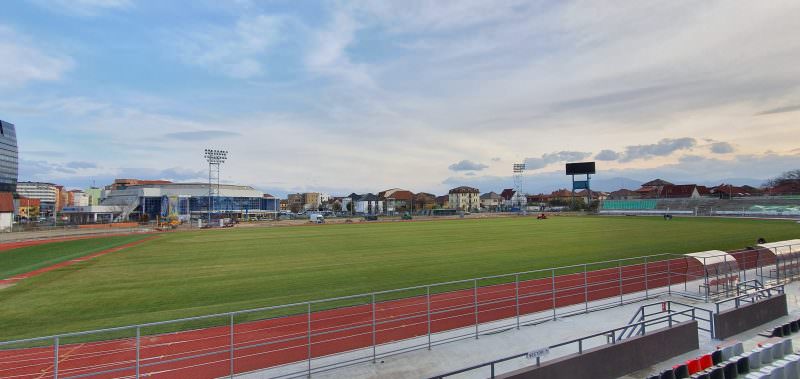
0, 216, 797, 340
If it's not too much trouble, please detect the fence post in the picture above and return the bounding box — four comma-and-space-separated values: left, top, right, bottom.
307, 303, 312, 378
474, 279, 479, 339
371, 294, 377, 363
230, 313, 234, 378
54, 336, 59, 379
136, 326, 141, 379
515, 274, 520, 329
551, 269, 557, 321
426, 286, 432, 350
583, 264, 589, 313
644, 256, 649, 299
667, 258, 672, 296
618, 261, 623, 305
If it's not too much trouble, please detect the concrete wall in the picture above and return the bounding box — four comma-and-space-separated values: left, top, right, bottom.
497, 321, 699, 379
713, 294, 788, 339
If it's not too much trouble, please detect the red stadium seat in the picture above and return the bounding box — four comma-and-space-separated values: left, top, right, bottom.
699, 354, 713, 370
686, 358, 701, 374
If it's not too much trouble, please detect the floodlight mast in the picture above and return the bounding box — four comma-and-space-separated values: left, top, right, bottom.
513, 163, 526, 210
204, 149, 228, 226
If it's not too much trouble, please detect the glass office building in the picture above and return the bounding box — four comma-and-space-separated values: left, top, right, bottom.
0, 120, 18, 194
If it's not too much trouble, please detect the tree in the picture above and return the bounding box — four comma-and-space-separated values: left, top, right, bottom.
764, 169, 800, 187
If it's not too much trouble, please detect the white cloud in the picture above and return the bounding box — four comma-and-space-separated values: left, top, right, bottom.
167, 14, 286, 78
0, 26, 73, 87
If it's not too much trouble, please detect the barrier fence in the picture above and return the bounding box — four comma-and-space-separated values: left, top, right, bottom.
427, 308, 707, 379
0, 243, 798, 379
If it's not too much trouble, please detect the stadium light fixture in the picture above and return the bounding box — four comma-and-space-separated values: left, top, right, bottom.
204, 149, 228, 226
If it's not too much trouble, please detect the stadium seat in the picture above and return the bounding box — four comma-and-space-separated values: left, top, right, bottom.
783, 324, 792, 336
761, 345, 774, 365
695, 374, 710, 379
779, 358, 799, 379
781, 339, 794, 356
661, 369, 677, 379
674, 363, 689, 378
737, 356, 750, 374
723, 361, 738, 378
734, 343, 745, 357
700, 354, 715, 370
773, 326, 785, 338
791, 321, 799, 333
723, 346, 735, 361
772, 343, 785, 360
709, 367, 724, 379
713, 350, 725, 364
686, 359, 701, 374
748, 349, 763, 370
763, 364, 784, 379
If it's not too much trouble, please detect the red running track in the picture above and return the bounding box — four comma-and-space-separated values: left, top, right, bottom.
0, 250, 766, 379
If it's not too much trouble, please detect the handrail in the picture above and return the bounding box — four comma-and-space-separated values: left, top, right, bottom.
714, 284, 785, 313
428, 309, 703, 379
614, 301, 713, 342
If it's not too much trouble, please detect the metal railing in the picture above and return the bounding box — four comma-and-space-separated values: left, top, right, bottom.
714, 284, 786, 313
428, 309, 704, 379
615, 301, 714, 341
0, 244, 797, 379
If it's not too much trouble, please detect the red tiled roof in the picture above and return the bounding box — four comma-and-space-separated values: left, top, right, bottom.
660, 184, 697, 198
0, 192, 14, 213
500, 189, 515, 200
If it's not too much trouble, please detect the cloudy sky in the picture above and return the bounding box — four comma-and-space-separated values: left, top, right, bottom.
2, 1, 799, 195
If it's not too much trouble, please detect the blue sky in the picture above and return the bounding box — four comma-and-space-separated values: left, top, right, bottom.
2, 1, 799, 196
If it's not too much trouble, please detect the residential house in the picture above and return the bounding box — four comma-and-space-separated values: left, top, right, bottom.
575, 189, 608, 203
354, 193, 383, 214
413, 192, 437, 210
448, 186, 480, 211
435, 195, 450, 208
635, 179, 674, 198
607, 189, 641, 200
659, 184, 700, 199
710, 184, 761, 198
0, 192, 13, 232
549, 189, 574, 203
479, 192, 501, 211
379, 188, 414, 214
287, 193, 303, 213
499, 188, 525, 208
303, 192, 321, 211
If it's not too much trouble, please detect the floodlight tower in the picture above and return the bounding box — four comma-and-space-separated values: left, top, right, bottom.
204, 149, 228, 226
513, 163, 526, 209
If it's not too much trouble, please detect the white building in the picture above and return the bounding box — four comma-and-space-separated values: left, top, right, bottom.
62, 182, 274, 223
448, 186, 481, 211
